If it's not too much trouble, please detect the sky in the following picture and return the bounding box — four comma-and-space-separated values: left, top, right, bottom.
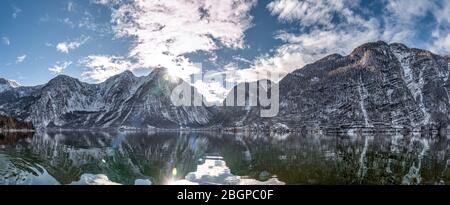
1, 0, 449, 101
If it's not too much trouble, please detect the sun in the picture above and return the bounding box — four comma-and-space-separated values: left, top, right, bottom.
167, 68, 179, 78
162, 68, 180, 83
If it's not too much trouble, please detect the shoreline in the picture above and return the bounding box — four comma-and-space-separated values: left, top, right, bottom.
0, 129, 35, 133
1, 125, 443, 135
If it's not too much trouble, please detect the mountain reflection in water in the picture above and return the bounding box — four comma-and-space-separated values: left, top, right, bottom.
0, 130, 449, 185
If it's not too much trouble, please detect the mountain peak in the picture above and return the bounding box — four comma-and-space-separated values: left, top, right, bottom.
53, 74, 75, 80
145, 67, 181, 83
47, 75, 81, 86
316, 53, 344, 63
0, 78, 21, 93
0, 78, 20, 88
118, 70, 134, 77
389, 42, 409, 50
350, 41, 390, 57
149, 67, 169, 77
106, 70, 137, 82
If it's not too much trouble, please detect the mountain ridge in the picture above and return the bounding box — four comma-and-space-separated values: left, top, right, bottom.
0, 41, 449, 130
232, 41, 450, 130
0, 68, 212, 129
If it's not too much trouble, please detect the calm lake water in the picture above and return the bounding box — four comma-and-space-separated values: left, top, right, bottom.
0, 130, 449, 185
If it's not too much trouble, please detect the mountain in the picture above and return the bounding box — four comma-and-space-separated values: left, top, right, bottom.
0, 68, 212, 129
222, 41, 450, 130
0, 78, 20, 93
211, 79, 276, 128
0, 41, 449, 130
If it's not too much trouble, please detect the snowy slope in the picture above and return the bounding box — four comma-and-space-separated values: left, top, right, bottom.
0, 69, 212, 129
220, 41, 450, 129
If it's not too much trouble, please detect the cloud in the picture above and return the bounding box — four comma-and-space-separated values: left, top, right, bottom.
1, 37, 10, 46
385, 0, 432, 21
234, 0, 381, 81
49, 61, 72, 74
39, 14, 51, 23
267, 0, 348, 27
82, 0, 257, 82
243, 0, 450, 82
56, 36, 90, 53
16, 55, 27, 63
80, 55, 136, 82
59, 18, 76, 28
57, 12, 111, 34
12, 6, 21, 19
81, 0, 449, 102
89, 0, 122, 5
431, 33, 450, 54
68, 1, 75, 12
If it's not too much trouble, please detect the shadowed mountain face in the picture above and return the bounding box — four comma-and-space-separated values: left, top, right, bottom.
0, 41, 449, 129
0, 69, 211, 129
0, 79, 20, 93
212, 79, 276, 127
0, 115, 34, 130
277, 41, 449, 128
221, 41, 450, 129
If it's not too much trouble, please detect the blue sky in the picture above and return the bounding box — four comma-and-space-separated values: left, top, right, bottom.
1, 0, 449, 100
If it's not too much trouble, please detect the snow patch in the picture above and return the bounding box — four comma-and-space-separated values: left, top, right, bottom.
357, 78, 371, 127
392, 49, 430, 124
134, 179, 152, 185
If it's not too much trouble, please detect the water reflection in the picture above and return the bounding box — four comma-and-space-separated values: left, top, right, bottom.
0, 130, 449, 185
170, 156, 285, 185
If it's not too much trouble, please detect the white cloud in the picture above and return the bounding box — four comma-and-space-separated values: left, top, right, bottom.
237, 0, 381, 81
431, 33, 450, 54
39, 14, 50, 22
80, 55, 136, 82
56, 12, 111, 34
12, 6, 21, 19
16, 55, 27, 63
383, 0, 450, 54
81, 0, 449, 101
90, 0, 122, 5
267, 0, 348, 27
1, 37, 10, 46
68, 1, 75, 12
83, 0, 257, 82
243, 0, 450, 83
49, 61, 72, 74
56, 36, 90, 53
59, 18, 76, 28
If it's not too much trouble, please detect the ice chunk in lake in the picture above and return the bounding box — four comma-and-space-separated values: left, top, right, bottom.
134, 179, 152, 185
70, 174, 121, 185
171, 156, 285, 185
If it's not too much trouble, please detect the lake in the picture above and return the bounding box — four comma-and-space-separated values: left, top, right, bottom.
0, 130, 449, 185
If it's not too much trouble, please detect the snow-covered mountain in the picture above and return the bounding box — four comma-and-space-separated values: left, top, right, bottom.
0, 41, 449, 130
0, 78, 20, 93
0, 68, 212, 129
221, 41, 450, 129
212, 79, 276, 127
